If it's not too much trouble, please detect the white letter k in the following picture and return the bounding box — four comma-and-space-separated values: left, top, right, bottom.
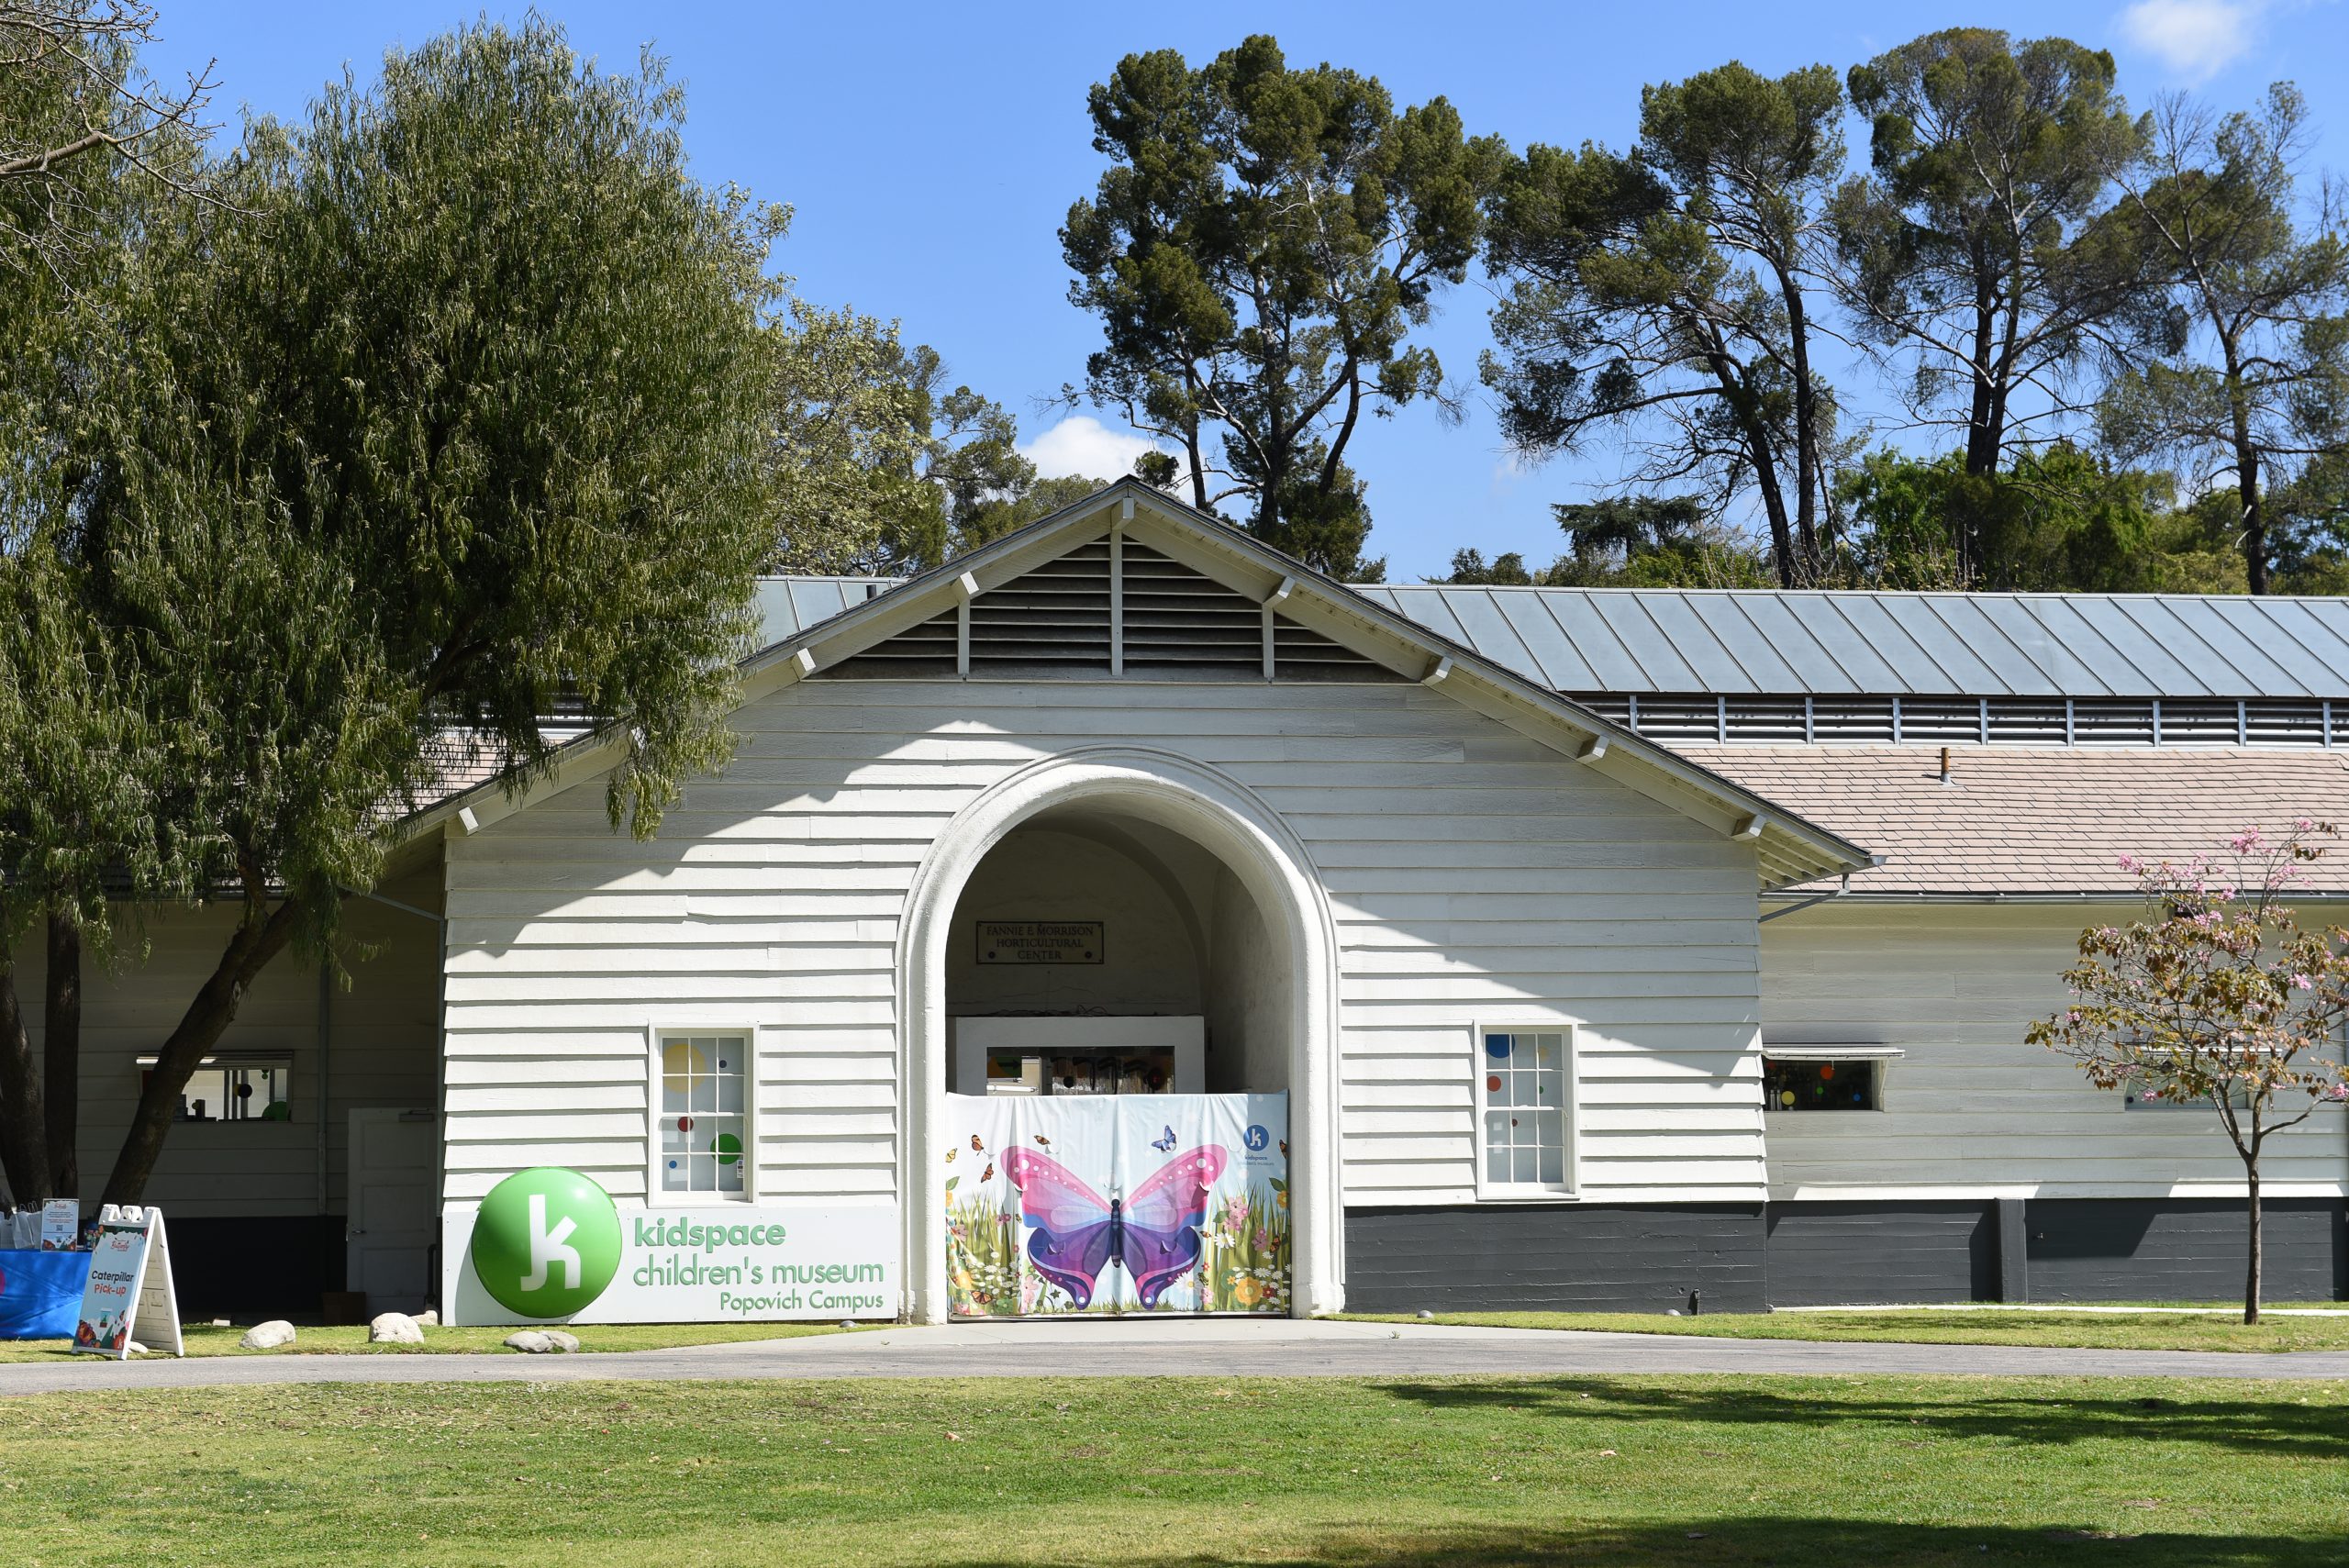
520, 1192, 580, 1292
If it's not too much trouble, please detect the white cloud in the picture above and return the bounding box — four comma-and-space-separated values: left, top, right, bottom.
1019, 415, 1167, 483
2118, 0, 2264, 83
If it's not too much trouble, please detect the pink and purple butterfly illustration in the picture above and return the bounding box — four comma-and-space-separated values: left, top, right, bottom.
999, 1144, 1226, 1309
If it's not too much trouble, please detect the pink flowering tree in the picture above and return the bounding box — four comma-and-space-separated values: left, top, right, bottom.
2027, 823, 2349, 1323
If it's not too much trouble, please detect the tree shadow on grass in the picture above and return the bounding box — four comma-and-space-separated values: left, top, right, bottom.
941, 1517, 2341, 1567
1371, 1378, 2349, 1459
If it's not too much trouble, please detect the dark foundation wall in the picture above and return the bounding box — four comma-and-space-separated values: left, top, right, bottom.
163, 1216, 344, 1318
1342, 1197, 2347, 1312
1765, 1201, 1998, 1306
1344, 1204, 1767, 1314
2025, 1198, 2346, 1305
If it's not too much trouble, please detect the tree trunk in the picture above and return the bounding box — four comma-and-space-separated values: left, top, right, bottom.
44, 910, 81, 1200
1701, 338, 1798, 587
1780, 271, 1823, 584
2243, 1157, 2262, 1326
0, 953, 50, 1206
2240, 463, 2267, 596
99, 896, 303, 1207
1965, 288, 2001, 479
2226, 345, 2266, 595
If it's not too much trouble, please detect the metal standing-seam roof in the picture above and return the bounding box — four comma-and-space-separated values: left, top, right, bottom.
1348, 588, 2349, 699
752, 576, 896, 643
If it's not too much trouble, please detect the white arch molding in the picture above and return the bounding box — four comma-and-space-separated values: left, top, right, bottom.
894, 746, 1346, 1322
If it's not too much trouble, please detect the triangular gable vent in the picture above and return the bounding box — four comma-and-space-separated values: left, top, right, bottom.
825, 530, 1399, 683
1272, 613, 1404, 683
828, 606, 959, 678
972, 539, 1113, 673
830, 540, 1115, 678
1121, 539, 1262, 676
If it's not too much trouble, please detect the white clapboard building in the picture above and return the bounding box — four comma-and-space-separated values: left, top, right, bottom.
20, 479, 2349, 1318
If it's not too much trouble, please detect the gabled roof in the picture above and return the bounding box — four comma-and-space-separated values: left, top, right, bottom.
406, 479, 1872, 892
1350, 586, 2349, 699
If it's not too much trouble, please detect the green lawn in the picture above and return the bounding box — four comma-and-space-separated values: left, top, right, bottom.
0, 1320, 847, 1362
1341, 1308, 2349, 1354
1, 1374, 2344, 1565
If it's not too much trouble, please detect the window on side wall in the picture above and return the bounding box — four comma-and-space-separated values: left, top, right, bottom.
137, 1055, 293, 1123
1761, 1048, 1899, 1112
1473, 1026, 1575, 1198
651, 1030, 752, 1199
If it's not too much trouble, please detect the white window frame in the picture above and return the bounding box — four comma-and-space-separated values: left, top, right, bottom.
645, 1024, 760, 1204
1470, 1020, 1579, 1201
1759, 1044, 1904, 1115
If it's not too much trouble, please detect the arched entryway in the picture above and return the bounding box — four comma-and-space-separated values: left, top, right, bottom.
896, 748, 1342, 1322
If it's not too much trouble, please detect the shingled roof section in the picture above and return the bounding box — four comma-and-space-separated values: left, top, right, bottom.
1680, 745, 2349, 898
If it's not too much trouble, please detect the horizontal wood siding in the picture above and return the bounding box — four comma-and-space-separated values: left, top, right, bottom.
1760, 906, 2349, 1199
442, 680, 1771, 1207
7, 870, 441, 1218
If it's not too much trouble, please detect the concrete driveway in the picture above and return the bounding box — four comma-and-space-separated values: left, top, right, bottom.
5, 1317, 2347, 1395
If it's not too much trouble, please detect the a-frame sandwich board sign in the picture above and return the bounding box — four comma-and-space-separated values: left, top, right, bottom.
72, 1206, 184, 1358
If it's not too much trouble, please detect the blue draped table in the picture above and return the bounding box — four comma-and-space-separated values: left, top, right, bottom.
0, 1249, 91, 1339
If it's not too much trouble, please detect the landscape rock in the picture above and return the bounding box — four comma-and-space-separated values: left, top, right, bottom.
414, 1309, 440, 1327
544, 1329, 580, 1352
239, 1319, 296, 1350
368, 1311, 425, 1345
504, 1330, 555, 1353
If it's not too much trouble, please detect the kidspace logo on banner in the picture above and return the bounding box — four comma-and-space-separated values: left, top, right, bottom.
442, 1169, 899, 1326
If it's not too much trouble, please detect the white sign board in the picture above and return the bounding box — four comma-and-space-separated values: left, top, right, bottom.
40, 1199, 79, 1251
441, 1202, 899, 1325
72, 1207, 184, 1358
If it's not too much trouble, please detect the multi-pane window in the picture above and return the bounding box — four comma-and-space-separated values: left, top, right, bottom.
1477, 1029, 1569, 1193
657, 1034, 748, 1195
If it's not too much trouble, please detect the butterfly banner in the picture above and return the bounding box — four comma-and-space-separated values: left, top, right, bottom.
941, 1092, 1289, 1317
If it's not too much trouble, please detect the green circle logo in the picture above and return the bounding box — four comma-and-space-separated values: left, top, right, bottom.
470, 1167, 622, 1318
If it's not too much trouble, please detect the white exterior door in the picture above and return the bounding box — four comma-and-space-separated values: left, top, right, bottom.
347, 1108, 438, 1314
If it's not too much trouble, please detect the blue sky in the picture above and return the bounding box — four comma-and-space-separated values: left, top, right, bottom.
145, 2, 2347, 580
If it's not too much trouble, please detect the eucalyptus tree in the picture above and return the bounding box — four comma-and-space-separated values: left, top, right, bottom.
0, 544, 165, 1206
764, 307, 1104, 575
1482, 61, 1847, 586
1063, 34, 1504, 577
1, 0, 196, 1206
2098, 84, 2349, 594
76, 18, 781, 1206
1829, 28, 2146, 518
